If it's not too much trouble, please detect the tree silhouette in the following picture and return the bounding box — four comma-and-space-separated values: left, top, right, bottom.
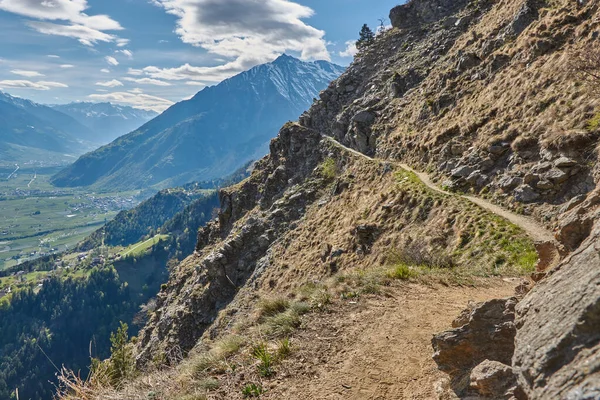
356, 24, 375, 50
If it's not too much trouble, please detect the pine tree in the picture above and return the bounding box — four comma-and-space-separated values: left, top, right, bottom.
356, 24, 375, 49
108, 322, 135, 387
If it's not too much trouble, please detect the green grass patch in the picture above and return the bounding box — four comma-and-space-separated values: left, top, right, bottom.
320, 158, 338, 180
394, 169, 423, 187
121, 234, 169, 258
242, 383, 265, 398
587, 111, 600, 131
386, 264, 418, 280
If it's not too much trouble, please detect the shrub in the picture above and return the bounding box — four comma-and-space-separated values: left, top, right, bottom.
320, 158, 338, 180
389, 240, 455, 269
107, 322, 135, 387
386, 264, 417, 280
569, 47, 600, 89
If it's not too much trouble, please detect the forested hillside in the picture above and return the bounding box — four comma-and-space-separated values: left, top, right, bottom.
0, 268, 139, 400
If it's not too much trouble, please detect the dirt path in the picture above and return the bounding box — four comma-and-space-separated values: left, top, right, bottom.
323, 136, 560, 271
265, 280, 517, 400
323, 137, 556, 243
398, 164, 555, 243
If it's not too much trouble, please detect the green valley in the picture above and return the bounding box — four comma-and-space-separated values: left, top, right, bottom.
0, 166, 141, 270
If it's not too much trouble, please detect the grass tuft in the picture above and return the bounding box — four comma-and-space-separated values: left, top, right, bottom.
252, 343, 275, 377
242, 383, 265, 398
257, 297, 290, 319
385, 264, 417, 280
264, 309, 301, 337
276, 338, 292, 360
587, 111, 600, 131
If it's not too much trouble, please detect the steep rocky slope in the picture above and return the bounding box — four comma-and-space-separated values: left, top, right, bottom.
59, 0, 600, 399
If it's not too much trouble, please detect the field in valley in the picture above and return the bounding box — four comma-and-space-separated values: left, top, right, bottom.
0, 166, 141, 270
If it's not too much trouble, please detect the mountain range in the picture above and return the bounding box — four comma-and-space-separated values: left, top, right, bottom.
0, 91, 94, 166
0, 93, 159, 167
51, 102, 157, 144
51, 55, 345, 191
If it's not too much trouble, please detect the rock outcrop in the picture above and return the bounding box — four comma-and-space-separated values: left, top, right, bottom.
135, 124, 325, 364
512, 221, 600, 399
390, 0, 470, 30
432, 298, 518, 394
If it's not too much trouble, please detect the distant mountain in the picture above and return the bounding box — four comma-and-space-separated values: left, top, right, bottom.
0, 92, 95, 166
51, 55, 345, 191
51, 102, 157, 144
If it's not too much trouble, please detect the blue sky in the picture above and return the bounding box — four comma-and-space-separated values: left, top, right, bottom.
0, 0, 401, 112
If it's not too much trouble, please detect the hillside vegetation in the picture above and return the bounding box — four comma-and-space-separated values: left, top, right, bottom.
57, 0, 600, 399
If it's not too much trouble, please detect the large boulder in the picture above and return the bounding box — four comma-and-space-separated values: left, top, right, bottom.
432, 298, 518, 394
512, 221, 600, 399
469, 360, 519, 399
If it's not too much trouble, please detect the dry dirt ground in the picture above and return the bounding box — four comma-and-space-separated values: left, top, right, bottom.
254, 279, 517, 400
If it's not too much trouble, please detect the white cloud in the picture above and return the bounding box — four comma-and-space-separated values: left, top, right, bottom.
10, 69, 45, 77
88, 91, 174, 112
0, 0, 124, 46
60, 64, 75, 68
116, 49, 133, 59
127, 68, 144, 76
128, 88, 144, 94
105, 56, 119, 66
37, 81, 69, 88
186, 81, 205, 86
116, 38, 130, 47
27, 21, 117, 46
47, 54, 60, 58
142, 59, 265, 84
100, 68, 110, 73
0, 79, 67, 90
123, 77, 171, 86
95, 79, 123, 87
148, 0, 329, 83
339, 40, 358, 58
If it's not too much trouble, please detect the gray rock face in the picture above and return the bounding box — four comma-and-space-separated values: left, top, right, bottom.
514, 184, 540, 203
513, 221, 600, 399
457, 52, 482, 72
432, 298, 517, 394
390, 0, 470, 30
507, 0, 542, 37
499, 176, 524, 191
470, 360, 518, 398
451, 165, 475, 178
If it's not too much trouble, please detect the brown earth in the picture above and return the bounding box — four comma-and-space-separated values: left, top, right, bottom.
230, 280, 517, 400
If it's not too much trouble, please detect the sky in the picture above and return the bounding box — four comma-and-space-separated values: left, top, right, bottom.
0, 0, 401, 112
